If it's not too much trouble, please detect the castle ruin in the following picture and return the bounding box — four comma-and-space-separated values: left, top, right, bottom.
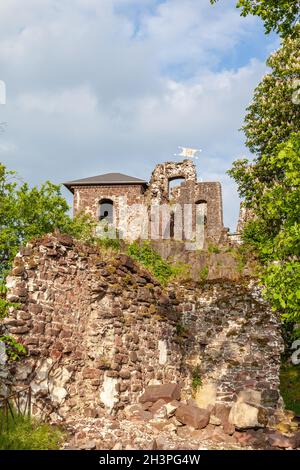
64, 160, 229, 248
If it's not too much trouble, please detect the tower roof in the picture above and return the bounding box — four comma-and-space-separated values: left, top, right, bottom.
64, 172, 147, 192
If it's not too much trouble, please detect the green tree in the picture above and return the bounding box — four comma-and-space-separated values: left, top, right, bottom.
242, 27, 300, 158
0, 163, 94, 279
210, 0, 300, 37
229, 133, 300, 323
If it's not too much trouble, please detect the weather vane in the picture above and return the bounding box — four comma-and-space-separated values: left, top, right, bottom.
174, 146, 202, 160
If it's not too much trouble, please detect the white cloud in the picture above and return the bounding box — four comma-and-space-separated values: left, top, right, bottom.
0, 142, 17, 153
0, 0, 272, 229
17, 86, 98, 115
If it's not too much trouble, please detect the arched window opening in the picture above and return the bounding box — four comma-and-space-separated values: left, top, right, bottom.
168, 177, 185, 199
99, 199, 114, 224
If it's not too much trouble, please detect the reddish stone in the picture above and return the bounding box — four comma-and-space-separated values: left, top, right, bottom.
118, 255, 136, 272
268, 432, 293, 449
212, 404, 231, 424
63, 342, 75, 353
82, 368, 101, 380
32, 323, 45, 334
175, 404, 210, 430
141, 401, 153, 410
12, 266, 25, 276
50, 328, 60, 337
3, 318, 19, 327
52, 341, 64, 351
137, 288, 153, 303
60, 329, 72, 338
150, 399, 168, 414
20, 247, 32, 256
55, 233, 74, 247
50, 349, 62, 360
222, 420, 235, 435
23, 337, 39, 346
125, 404, 153, 421
129, 351, 138, 362
234, 430, 257, 447
9, 326, 29, 334
290, 432, 300, 449
18, 311, 32, 320
28, 303, 42, 314
139, 383, 181, 404
13, 288, 27, 297
158, 295, 169, 306
119, 369, 131, 379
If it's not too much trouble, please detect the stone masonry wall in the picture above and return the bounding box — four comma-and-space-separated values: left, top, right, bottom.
4, 234, 182, 420
146, 160, 197, 204
73, 184, 145, 219
3, 235, 283, 421
173, 282, 284, 409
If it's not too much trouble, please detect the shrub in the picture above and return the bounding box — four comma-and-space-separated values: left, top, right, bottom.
192, 365, 202, 391
199, 266, 209, 282
0, 335, 27, 361
171, 261, 191, 282
96, 237, 122, 251
127, 241, 173, 284
0, 411, 64, 450
208, 244, 220, 254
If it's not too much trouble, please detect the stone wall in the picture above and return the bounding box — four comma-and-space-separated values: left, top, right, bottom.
73, 184, 146, 219
144, 160, 226, 245
3, 235, 283, 421
4, 234, 182, 420
174, 282, 284, 409
146, 159, 197, 203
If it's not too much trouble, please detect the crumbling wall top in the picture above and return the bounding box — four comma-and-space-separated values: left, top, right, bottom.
147, 159, 197, 202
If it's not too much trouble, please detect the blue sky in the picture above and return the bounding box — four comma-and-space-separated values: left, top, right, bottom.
0, 0, 279, 230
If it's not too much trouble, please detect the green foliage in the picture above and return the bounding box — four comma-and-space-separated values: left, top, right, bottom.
0, 299, 20, 320
192, 365, 202, 391
262, 262, 300, 323
208, 244, 221, 254
0, 335, 27, 361
280, 363, 300, 414
64, 211, 97, 243
0, 163, 96, 279
96, 237, 122, 251
198, 266, 209, 282
231, 244, 250, 273
230, 133, 300, 324
0, 285, 20, 319
281, 322, 300, 359
242, 28, 300, 158
127, 241, 173, 284
170, 261, 191, 281
127, 242, 192, 284
175, 322, 190, 338
0, 411, 64, 450
210, 0, 300, 37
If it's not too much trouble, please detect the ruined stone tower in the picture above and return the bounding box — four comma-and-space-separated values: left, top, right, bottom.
64, 159, 228, 248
